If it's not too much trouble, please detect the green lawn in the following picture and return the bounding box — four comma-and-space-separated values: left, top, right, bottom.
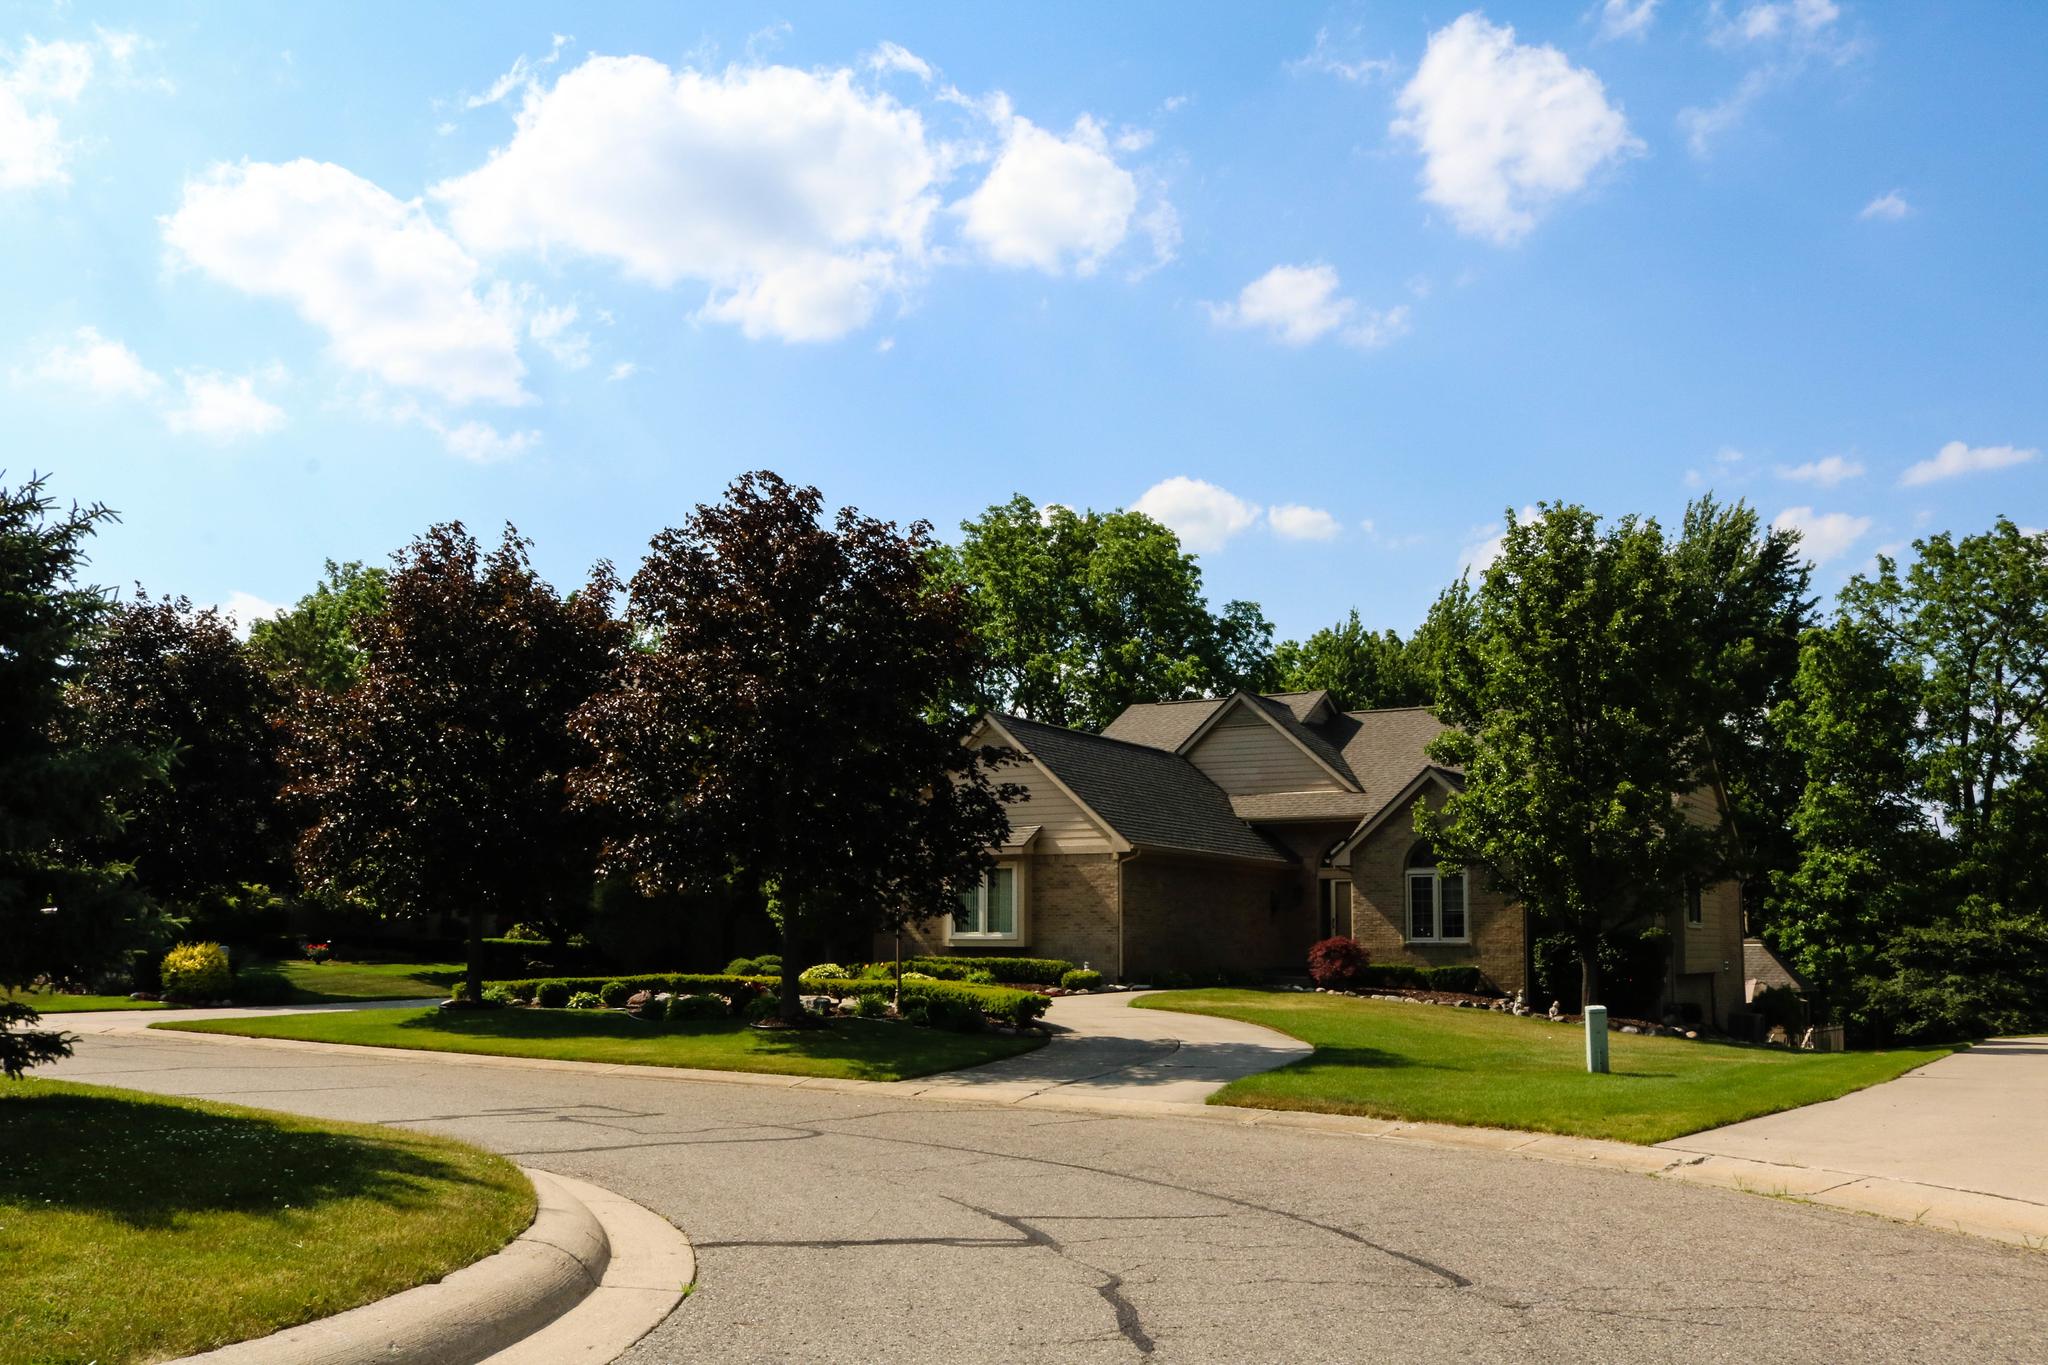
260, 958, 464, 1004
1138, 989, 1953, 1145
0, 1078, 533, 1365
156, 1005, 1047, 1080
2, 989, 164, 1013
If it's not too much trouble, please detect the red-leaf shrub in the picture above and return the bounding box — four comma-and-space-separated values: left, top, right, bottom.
1307, 936, 1370, 989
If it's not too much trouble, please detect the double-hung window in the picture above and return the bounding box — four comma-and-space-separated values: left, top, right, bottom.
954, 865, 1019, 941
1404, 844, 1469, 944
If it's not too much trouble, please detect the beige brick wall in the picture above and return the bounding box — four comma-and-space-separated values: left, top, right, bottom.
1343, 789, 1527, 993
891, 852, 1120, 972
1121, 855, 1297, 978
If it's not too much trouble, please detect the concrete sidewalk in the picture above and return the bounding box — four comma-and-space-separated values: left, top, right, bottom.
1658, 1036, 2048, 1239
904, 989, 1311, 1104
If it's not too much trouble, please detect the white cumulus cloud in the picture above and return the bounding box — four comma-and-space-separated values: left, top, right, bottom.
1268, 504, 1343, 541
437, 419, 541, 463
1458, 504, 1540, 576
217, 590, 286, 638
1859, 189, 1910, 221
955, 108, 1140, 276
1596, 1, 1660, 41
1775, 455, 1864, 487
1898, 440, 2038, 487
435, 56, 940, 343
1132, 477, 1261, 553
24, 325, 163, 398
1206, 263, 1410, 350
1, 36, 95, 190
165, 371, 288, 441
163, 159, 529, 406
1773, 506, 1871, 564
1392, 13, 1640, 245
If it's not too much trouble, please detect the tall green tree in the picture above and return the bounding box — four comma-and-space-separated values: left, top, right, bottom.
1766, 619, 1928, 1015
68, 594, 290, 910
1268, 610, 1429, 710
248, 559, 389, 693
0, 475, 161, 1077
1840, 519, 2048, 900
1669, 496, 1816, 918
932, 495, 1273, 729
571, 472, 1015, 1023
282, 525, 623, 1002
1421, 504, 1723, 1007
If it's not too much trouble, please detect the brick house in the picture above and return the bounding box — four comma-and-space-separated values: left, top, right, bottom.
896, 689, 1747, 1025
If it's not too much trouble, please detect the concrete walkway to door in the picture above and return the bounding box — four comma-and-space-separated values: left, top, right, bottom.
1659, 1036, 2048, 1235
900, 988, 1311, 1105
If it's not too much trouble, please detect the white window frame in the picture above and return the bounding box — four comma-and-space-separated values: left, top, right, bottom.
949, 863, 1025, 945
1404, 868, 1470, 945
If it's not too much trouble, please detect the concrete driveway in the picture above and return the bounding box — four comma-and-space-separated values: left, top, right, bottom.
1664, 1036, 2048, 1210
37, 1020, 2048, 1361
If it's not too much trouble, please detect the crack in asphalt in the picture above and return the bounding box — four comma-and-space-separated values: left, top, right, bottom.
948, 1199, 1157, 1356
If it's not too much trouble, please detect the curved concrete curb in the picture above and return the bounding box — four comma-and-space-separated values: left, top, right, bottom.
172, 1169, 692, 1365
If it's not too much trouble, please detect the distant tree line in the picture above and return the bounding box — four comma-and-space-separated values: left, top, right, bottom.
4, 467, 2043, 1068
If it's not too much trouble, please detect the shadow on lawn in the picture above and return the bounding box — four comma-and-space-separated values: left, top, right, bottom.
0, 1089, 493, 1230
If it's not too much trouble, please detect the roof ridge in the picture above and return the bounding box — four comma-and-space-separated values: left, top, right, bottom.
993, 712, 1209, 759
1342, 705, 1440, 717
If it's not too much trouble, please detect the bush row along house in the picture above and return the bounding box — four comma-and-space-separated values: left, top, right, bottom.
893, 690, 1746, 1025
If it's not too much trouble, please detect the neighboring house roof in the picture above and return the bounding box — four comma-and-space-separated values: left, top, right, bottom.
1098, 696, 1227, 750
1229, 791, 1377, 822
987, 713, 1294, 866
1744, 938, 1808, 994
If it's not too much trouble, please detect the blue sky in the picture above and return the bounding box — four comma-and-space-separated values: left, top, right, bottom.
4, 1, 2042, 642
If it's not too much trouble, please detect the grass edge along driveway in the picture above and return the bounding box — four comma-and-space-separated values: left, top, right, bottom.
0, 1078, 533, 1365
156, 1004, 1047, 1081
1136, 989, 1952, 1145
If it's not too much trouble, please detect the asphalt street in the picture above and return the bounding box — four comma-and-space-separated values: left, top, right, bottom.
44, 1027, 2048, 1363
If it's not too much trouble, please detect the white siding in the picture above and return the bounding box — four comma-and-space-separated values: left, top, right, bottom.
1185, 706, 1343, 796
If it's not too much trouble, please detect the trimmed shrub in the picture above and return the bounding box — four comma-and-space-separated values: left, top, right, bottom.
160, 942, 232, 1001
755, 954, 783, 973
923, 995, 983, 1033
1421, 965, 1490, 995
854, 991, 889, 1019
535, 981, 570, 1009
1060, 968, 1104, 992
1307, 936, 1369, 989
743, 992, 782, 1022
597, 980, 631, 1008
487, 970, 1050, 1030
903, 1003, 930, 1027
482, 985, 519, 1007
964, 970, 996, 985
723, 957, 761, 976
799, 963, 848, 985
501, 922, 547, 942
666, 993, 727, 1022
1356, 964, 1427, 990
566, 991, 603, 1010
901, 955, 1074, 986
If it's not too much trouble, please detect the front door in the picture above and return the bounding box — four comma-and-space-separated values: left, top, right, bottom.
1318, 876, 1350, 940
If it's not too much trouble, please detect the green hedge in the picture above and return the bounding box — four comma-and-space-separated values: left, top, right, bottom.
487, 971, 1049, 1028
1351, 964, 1496, 995
865, 955, 1075, 986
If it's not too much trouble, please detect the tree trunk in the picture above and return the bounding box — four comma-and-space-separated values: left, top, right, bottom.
464, 908, 486, 1006
779, 930, 803, 1025
1579, 947, 1602, 1012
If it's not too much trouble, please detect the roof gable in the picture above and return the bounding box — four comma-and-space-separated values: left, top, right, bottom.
986, 714, 1293, 866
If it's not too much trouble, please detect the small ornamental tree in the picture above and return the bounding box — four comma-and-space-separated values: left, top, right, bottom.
0, 474, 162, 1077
1422, 504, 1724, 1009
571, 472, 1016, 1025
248, 559, 389, 693
1306, 936, 1369, 989
282, 524, 623, 1003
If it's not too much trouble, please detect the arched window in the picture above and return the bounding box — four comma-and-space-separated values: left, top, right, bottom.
1404, 843, 1468, 944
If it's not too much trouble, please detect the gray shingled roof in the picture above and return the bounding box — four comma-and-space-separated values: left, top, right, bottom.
1251, 694, 1359, 787
1327, 707, 1460, 811
1097, 696, 1226, 751
992, 713, 1294, 865
1229, 791, 1377, 822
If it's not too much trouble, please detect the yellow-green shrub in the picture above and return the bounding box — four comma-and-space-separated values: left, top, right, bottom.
160, 942, 232, 1001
